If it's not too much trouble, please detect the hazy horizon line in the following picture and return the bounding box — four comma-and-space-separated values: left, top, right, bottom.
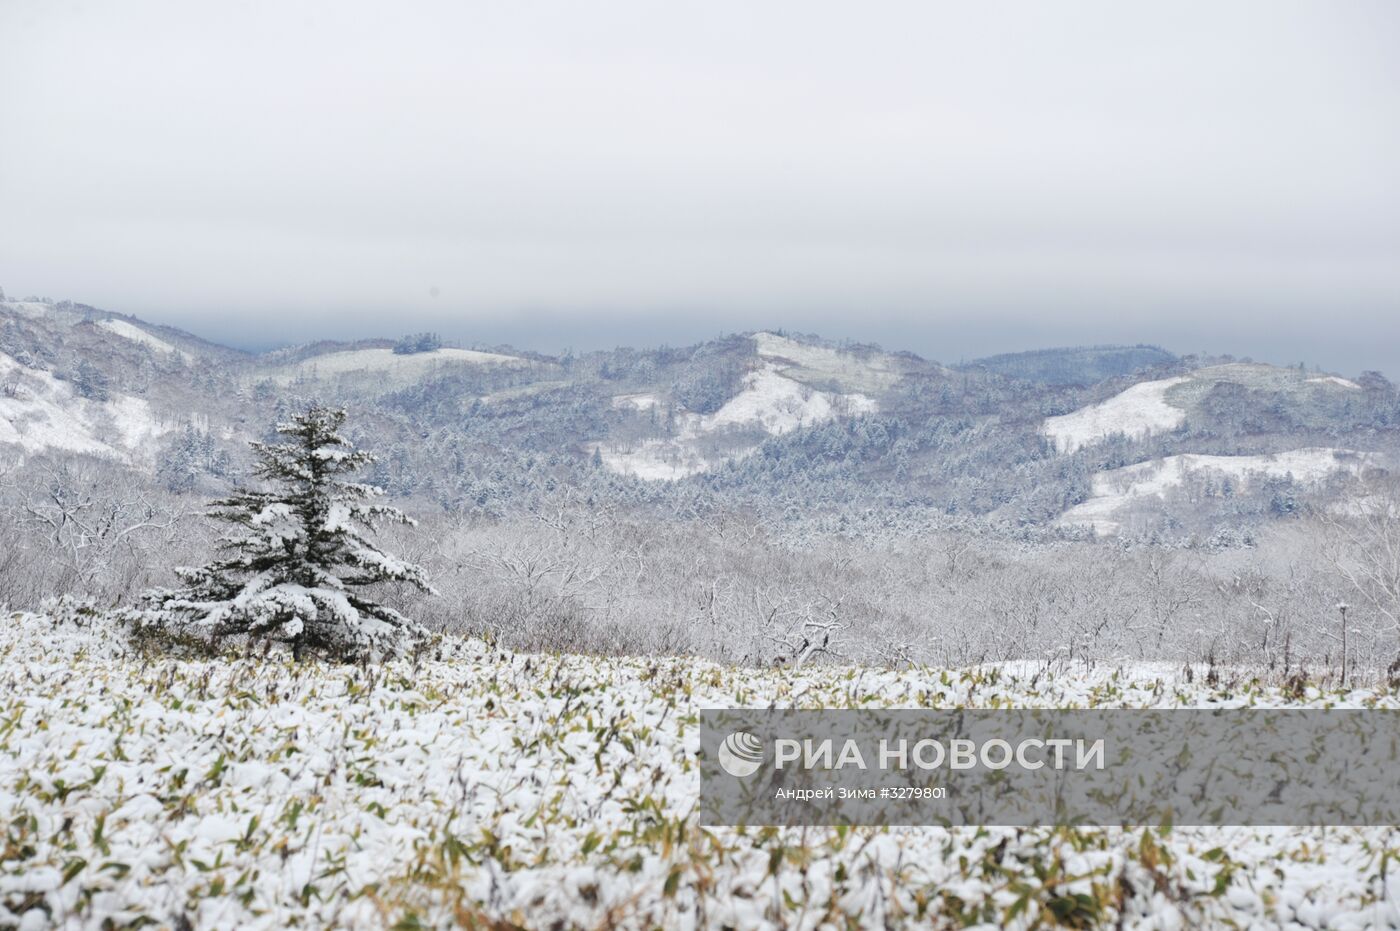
7, 286, 1386, 378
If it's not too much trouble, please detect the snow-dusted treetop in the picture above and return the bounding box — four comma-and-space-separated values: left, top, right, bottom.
144, 405, 433, 659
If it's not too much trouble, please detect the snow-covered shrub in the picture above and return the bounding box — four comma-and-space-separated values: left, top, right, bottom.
36, 593, 102, 627
141, 405, 434, 660
26, 595, 204, 662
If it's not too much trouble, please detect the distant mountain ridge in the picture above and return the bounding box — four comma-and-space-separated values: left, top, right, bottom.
1, 293, 1395, 544
960, 344, 1178, 385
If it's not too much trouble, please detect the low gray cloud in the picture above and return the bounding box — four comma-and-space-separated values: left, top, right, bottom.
2, 0, 1397, 372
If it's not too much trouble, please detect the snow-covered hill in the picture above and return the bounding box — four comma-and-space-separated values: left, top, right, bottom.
267, 346, 534, 387
0, 352, 172, 462
97, 318, 189, 359
593, 361, 877, 480
1060, 448, 1385, 535
1042, 375, 1190, 453
1043, 363, 1368, 454
1, 289, 1393, 537
2, 299, 236, 362
752, 331, 909, 393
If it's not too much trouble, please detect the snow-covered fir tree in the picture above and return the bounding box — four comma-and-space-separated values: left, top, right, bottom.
157, 424, 230, 493
145, 405, 433, 659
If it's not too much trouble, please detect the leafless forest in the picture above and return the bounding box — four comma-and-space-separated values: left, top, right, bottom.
6, 453, 1399, 681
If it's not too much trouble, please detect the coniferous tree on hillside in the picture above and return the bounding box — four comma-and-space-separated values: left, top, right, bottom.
144, 405, 433, 659
72, 360, 109, 401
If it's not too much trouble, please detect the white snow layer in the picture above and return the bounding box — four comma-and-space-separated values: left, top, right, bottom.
610, 393, 662, 411
596, 363, 876, 480
708, 364, 874, 434
0, 352, 171, 461
4, 610, 1400, 929
1060, 447, 1383, 535
752, 331, 904, 391
1046, 367, 1367, 454
1041, 376, 1189, 453
1307, 375, 1361, 389
97, 319, 186, 358
274, 347, 530, 385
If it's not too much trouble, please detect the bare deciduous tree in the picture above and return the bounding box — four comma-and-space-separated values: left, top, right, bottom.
10, 460, 184, 592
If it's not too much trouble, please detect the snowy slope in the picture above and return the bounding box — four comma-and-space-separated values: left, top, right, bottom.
753, 331, 905, 393
595, 362, 876, 480
97, 318, 187, 358
1041, 376, 1189, 453
0, 352, 171, 461
1045, 364, 1370, 454
706, 364, 874, 433
1060, 448, 1384, 535
1307, 375, 1361, 389
271, 346, 531, 385
4, 610, 1399, 930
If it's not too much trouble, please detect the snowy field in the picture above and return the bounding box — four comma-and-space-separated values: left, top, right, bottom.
4, 611, 1399, 930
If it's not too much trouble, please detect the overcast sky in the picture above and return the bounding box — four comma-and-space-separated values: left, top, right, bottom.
2, 1, 1397, 371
